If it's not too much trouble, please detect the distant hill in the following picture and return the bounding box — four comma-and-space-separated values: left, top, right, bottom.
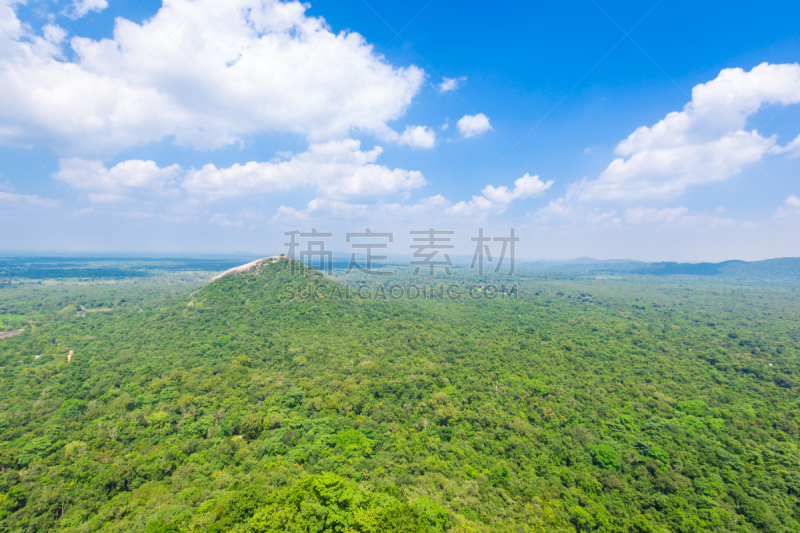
519, 256, 800, 280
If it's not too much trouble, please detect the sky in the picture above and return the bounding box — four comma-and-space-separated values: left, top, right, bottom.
0, 0, 799, 261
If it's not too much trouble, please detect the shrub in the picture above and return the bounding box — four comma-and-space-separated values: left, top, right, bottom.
590, 444, 620, 470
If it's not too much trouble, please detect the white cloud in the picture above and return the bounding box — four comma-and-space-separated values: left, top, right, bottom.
576, 63, 800, 201
481, 173, 553, 204
54, 139, 426, 203
53, 158, 182, 202
183, 139, 426, 201
375, 195, 452, 218
772, 134, 800, 158
271, 194, 456, 225
382, 125, 436, 148
533, 198, 619, 227
64, 0, 108, 20
774, 195, 800, 218
269, 204, 309, 223
0, 191, 61, 209
457, 113, 492, 138
271, 174, 549, 224
449, 173, 553, 218
0, 0, 427, 155
438, 76, 466, 93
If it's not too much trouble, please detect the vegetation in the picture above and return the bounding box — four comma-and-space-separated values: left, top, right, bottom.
0, 257, 798, 532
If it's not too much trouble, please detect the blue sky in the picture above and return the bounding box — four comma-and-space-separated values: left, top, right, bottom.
1, 0, 799, 261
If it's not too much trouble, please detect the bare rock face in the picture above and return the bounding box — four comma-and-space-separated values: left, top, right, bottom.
206, 256, 292, 284
0, 329, 24, 340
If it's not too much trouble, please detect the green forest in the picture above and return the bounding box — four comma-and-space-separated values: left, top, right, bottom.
0, 257, 799, 532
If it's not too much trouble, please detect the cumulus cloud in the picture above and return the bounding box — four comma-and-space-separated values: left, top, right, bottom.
272, 194, 457, 225
438, 76, 466, 93
575, 63, 800, 201
481, 173, 553, 204
457, 113, 492, 138
774, 195, 800, 218
184, 139, 425, 200
448, 173, 553, 218
382, 125, 436, 148
772, 134, 800, 158
533, 198, 620, 226
54, 140, 426, 203
53, 158, 182, 202
271, 174, 550, 224
64, 0, 108, 20
0, 0, 427, 155
269, 204, 310, 223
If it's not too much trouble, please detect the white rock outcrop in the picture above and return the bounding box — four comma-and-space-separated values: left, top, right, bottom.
206, 256, 291, 284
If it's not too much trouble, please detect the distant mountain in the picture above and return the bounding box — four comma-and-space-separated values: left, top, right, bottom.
521, 257, 642, 267
639, 257, 800, 279
563, 256, 644, 265
519, 257, 800, 280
